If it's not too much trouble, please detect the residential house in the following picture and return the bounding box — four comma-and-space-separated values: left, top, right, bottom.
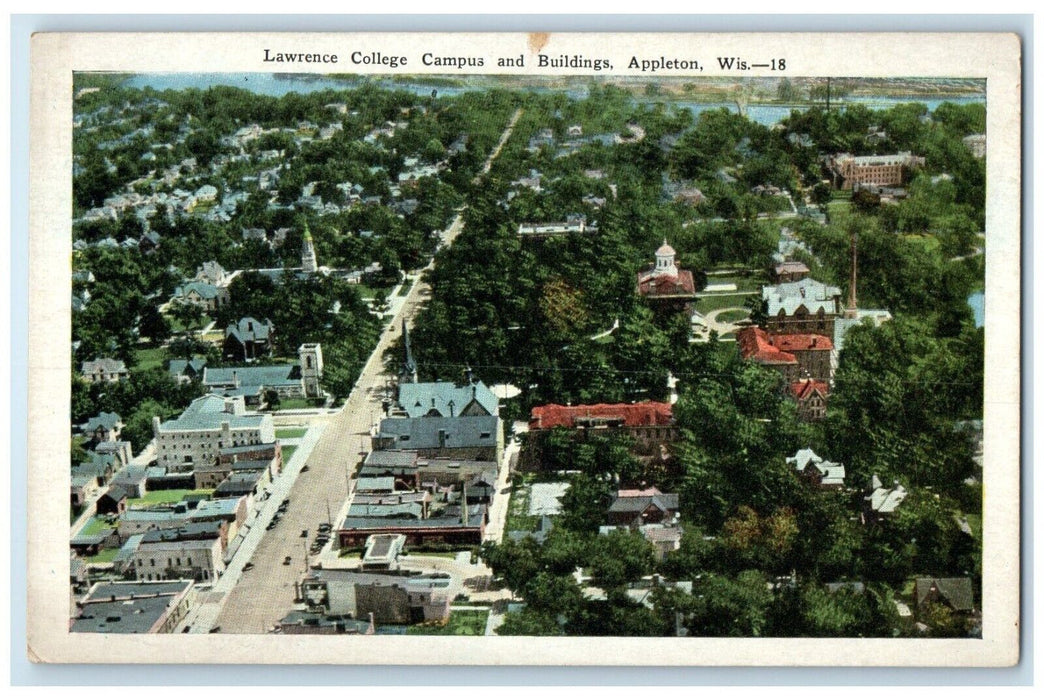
223, 317, 275, 361
786, 448, 845, 489
773, 261, 810, 283
172, 281, 229, 312
81, 357, 129, 384
606, 487, 680, 527
914, 577, 977, 616
95, 485, 130, 516
110, 466, 150, 498
169, 358, 207, 385
862, 475, 908, 524
789, 379, 830, 421
80, 411, 124, 444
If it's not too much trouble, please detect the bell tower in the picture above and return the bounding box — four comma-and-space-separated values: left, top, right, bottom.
298, 343, 324, 398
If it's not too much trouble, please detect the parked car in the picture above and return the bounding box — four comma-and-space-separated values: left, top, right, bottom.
300, 529, 308, 538
243, 562, 255, 571
283, 556, 292, 565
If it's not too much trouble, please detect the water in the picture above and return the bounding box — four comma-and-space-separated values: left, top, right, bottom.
120, 74, 983, 126
968, 291, 984, 328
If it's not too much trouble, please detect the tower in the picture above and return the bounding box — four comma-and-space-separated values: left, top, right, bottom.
845, 229, 859, 319
654, 240, 678, 277
301, 223, 318, 274
400, 319, 418, 385
298, 343, 324, 398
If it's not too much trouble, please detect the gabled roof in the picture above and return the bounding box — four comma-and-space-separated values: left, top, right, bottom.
608, 490, 680, 515
867, 476, 907, 513
762, 278, 842, 317
396, 381, 498, 418
914, 577, 975, 612
177, 281, 222, 300
737, 327, 798, 365
203, 365, 299, 389
771, 333, 833, 352
790, 379, 830, 401
82, 411, 122, 433
81, 357, 128, 374
169, 358, 207, 378
225, 317, 274, 345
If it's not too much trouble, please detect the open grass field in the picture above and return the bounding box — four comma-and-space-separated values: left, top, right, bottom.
275, 428, 308, 439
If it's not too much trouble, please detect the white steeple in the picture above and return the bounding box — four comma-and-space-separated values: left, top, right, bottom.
301, 223, 318, 274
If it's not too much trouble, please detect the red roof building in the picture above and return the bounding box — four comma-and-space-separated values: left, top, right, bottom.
636, 241, 697, 305
738, 327, 833, 383
790, 378, 830, 421
530, 402, 674, 430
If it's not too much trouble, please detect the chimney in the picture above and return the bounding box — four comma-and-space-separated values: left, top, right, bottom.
846, 229, 859, 319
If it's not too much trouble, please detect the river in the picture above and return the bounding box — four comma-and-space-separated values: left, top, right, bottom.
121, 73, 984, 127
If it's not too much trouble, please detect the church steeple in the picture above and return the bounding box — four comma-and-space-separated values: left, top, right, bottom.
301, 223, 318, 274
400, 319, 418, 385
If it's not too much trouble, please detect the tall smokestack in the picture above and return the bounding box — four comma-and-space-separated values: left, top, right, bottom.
846, 229, 859, 319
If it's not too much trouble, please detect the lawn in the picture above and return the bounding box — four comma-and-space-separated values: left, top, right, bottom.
127, 489, 213, 506
133, 345, 167, 372
79, 515, 116, 537
276, 427, 308, 439
282, 446, 297, 463
406, 550, 465, 559
696, 293, 755, 314
87, 548, 120, 564
826, 199, 851, 218
715, 309, 751, 324
406, 609, 489, 636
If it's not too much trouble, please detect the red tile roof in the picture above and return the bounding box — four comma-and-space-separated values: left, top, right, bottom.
771, 333, 833, 352
737, 327, 797, 365
789, 379, 830, 400
636, 269, 696, 298
530, 402, 674, 430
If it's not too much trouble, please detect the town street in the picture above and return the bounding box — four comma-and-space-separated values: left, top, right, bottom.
208, 108, 523, 634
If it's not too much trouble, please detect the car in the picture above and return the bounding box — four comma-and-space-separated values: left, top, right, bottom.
243, 562, 254, 571
266, 522, 276, 531
283, 556, 292, 565
301, 465, 310, 473
300, 529, 308, 538
209, 626, 221, 633
282, 498, 290, 506
318, 523, 332, 532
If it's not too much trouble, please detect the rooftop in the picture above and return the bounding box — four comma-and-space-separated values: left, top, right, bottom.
530, 402, 674, 430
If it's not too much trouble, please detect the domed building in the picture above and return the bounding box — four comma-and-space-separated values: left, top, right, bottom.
635, 240, 696, 311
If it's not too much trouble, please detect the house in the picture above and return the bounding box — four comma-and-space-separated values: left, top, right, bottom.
212, 470, 265, 511
761, 277, 843, 336
773, 261, 810, 283
606, 487, 680, 527
80, 411, 124, 444
914, 577, 976, 615
152, 394, 275, 473
72, 451, 118, 486
223, 317, 275, 361
81, 357, 128, 384
70, 580, 197, 634
790, 379, 830, 421
71, 473, 101, 510
196, 442, 282, 490
193, 260, 231, 286
169, 358, 207, 384
96, 485, 130, 516
786, 448, 845, 489
172, 281, 229, 312
189, 496, 248, 544
635, 241, 697, 311
110, 466, 150, 498
297, 569, 451, 625
862, 475, 908, 524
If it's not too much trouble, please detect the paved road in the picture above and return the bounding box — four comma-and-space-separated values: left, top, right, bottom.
209, 108, 523, 634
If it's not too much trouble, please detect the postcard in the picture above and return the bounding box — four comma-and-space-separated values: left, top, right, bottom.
27, 31, 1020, 665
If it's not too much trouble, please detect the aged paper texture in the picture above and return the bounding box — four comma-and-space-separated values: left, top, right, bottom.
29, 31, 1020, 665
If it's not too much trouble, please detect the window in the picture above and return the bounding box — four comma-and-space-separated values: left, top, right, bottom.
150, 559, 155, 567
